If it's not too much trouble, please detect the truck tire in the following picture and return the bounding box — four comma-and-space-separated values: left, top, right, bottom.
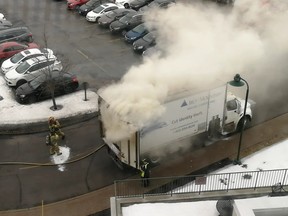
237, 116, 250, 132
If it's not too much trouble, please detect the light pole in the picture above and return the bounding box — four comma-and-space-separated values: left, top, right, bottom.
228, 74, 249, 165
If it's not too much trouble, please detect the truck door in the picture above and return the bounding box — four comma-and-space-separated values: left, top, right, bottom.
224, 98, 240, 133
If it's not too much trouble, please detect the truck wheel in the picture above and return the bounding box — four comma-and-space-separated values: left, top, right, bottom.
237, 116, 250, 132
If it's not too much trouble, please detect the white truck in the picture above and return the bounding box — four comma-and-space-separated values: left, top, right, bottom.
98, 84, 253, 170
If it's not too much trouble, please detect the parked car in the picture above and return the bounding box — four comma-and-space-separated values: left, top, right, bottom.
130, 0, 153, 10
67, 0, 89, 10
98, 8, 134, 27
0, 27, 33, 44
139, 0, 175, 12
109, 11, 143, 34
0, 19, 13, 30
114, 0, 134, 9
78, 0, 109, 16
4, 55, 63, 88
124, 23, 148, 43
133, 31, 156, 53
0, 41, 39, 61
15, 70, 79, 104
0, 13, 5, 20
1, 48, 54, 74
86, 3, 122, 22
142, 46, 161, 57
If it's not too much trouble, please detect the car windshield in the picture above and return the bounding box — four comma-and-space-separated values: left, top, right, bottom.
148, 1, 158, 7
93, 5, 104, 13
106, 10, 116, 18
15, 61, 30, 74
143, 32, 155, 42
133, 24, 146, 33
119, 13, 134, 23
10, 52, 25, 64
28, 75, 47, 89
87, 0, 97, 6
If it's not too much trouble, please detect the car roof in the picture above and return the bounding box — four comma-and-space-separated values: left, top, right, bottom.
114, 8, 133, 13
19, 48, 43, 56
101, 3, 118, 8
25, 55, 57, 65
0, 41, 25, 47
33, 71, 73, 82
0, 42, 27, 50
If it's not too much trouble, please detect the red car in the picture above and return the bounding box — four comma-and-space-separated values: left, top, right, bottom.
67, 0, 89, 10
0, 41, 39, 60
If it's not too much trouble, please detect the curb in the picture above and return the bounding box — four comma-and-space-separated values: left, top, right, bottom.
0, 111, 98, 135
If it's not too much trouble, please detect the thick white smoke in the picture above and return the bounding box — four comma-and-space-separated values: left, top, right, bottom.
99, 0, 288, 142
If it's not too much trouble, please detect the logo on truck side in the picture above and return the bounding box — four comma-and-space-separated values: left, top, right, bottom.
181, 100, 188, 107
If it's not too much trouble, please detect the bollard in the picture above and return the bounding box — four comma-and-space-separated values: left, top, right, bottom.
83, 82, 89, 101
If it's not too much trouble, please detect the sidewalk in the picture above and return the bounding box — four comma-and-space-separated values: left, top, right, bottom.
0, 76, 99, 134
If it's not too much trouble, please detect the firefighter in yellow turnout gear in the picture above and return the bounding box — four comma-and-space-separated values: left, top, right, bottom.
48, 116, 65, 140
140, 159, 150, 187
49, 131, 62, 156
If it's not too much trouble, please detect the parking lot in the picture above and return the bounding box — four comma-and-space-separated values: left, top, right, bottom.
0, 0, 143, 90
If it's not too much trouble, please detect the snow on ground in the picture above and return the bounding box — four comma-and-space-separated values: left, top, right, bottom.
51, 146, 71, 172
0, 76, 99, 125
122, 139, 288, 216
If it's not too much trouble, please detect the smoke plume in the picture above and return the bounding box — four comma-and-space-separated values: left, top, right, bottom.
99, 0, 288, 142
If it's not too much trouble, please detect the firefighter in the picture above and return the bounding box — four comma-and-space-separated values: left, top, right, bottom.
140, 159, 150, 187
48, 116, 65, 140
49, 131, 62, 156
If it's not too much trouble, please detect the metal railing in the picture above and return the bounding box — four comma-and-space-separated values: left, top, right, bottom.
114, 168, 288, 198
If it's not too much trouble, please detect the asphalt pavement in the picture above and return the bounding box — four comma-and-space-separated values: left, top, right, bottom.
1, 111, 288, 216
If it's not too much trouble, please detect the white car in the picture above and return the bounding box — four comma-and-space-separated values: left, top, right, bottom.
114, 0, 135, 9
1, 48, 54, 74
4, 55, 62, 88
86, 3, 123, 22
0, 13, 6, 20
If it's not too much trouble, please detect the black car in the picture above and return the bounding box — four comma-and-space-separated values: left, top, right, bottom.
0, 19, 13, 30
133, 31, 156, 53
98, 8, 134, 28
139, 0, 175, 12
109, 11, 144, 34
78, 0, 109, 16
15, 71, 79, 104
130, 0, 153, 11
0, 27, 33, 43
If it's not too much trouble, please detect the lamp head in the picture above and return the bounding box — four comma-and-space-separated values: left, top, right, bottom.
229, 74, 245, 87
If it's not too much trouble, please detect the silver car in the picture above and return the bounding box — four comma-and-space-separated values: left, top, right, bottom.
4, 55, 62, 88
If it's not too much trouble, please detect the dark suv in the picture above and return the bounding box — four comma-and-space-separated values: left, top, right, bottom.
0, 27, 33, 44
109, 11, 144, 34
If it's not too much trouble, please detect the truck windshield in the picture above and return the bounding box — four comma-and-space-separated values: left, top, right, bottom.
226, 99, 237, 111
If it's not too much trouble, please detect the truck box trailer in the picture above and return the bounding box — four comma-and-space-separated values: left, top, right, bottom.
98, 84, 252, 170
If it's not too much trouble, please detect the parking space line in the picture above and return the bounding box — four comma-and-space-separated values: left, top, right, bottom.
109, 38, 123, 42
76, 49, 106, 73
